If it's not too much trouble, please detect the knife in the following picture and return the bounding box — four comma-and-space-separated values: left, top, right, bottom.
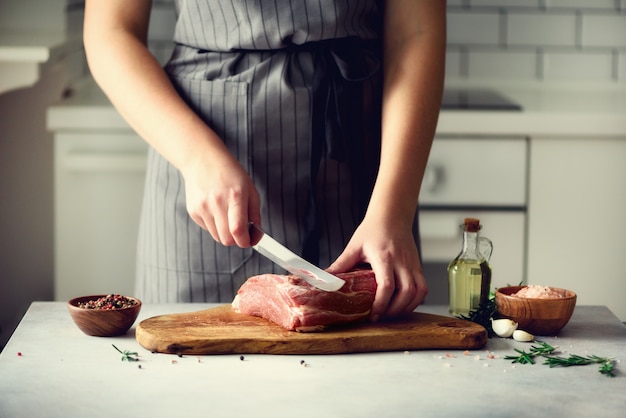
249, 223, 346, 292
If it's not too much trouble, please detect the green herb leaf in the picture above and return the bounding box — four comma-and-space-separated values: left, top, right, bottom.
457, 293, 497, 337
112, 344, 139, 362
504, 341, 615, 377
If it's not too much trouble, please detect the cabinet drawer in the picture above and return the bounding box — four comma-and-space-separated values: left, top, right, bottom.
55, 133, 148, 172
419, 137, 528, 207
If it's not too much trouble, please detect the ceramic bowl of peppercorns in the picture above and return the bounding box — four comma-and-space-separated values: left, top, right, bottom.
68, 294, 142, 337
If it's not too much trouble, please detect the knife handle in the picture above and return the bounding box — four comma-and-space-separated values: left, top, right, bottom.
249, 222, 264, 246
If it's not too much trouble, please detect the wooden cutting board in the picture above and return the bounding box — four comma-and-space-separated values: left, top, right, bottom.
136, 305, 487, 355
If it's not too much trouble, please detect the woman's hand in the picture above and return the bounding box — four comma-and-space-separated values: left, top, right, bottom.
327, 217, 427, 322
327, 0, 445, 320
181, 153, 261, 248
85, 0, 261, 249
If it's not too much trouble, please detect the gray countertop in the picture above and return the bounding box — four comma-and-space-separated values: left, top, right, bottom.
0, 303, 624, 418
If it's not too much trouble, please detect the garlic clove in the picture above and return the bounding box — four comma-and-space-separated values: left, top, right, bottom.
491, 318, 518, 338
512, 329, 535, 342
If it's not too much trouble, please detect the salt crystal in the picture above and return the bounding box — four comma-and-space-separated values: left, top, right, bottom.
512, 285, 564, 299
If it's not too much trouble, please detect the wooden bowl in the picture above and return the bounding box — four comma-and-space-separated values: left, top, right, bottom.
68, 295, 142, 337
495, 286, 576, 336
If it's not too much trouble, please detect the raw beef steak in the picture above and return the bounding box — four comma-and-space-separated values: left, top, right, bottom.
232, 269, 377, 332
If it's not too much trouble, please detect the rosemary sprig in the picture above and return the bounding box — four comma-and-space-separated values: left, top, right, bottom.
504, 341, 556, 364
504, 341, 615, 377
458, 292, 497, 337
112, 344, 139, 362
543, 354, 615, 377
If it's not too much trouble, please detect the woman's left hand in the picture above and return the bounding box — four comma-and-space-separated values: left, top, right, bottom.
327, 217, 428, 322
329, 0, 444, 322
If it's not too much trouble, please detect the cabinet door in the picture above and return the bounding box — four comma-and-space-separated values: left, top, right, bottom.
528, 138, 626, 321
420, 137, 528, 207
54, 132, 148, 300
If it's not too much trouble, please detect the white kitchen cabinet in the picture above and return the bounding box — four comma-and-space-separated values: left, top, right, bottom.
54, 132, 148, 300
419, 136, 529, 305
527, 137, 626, 321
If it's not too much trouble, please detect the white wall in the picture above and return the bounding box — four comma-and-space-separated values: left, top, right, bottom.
0, 0, 80, 350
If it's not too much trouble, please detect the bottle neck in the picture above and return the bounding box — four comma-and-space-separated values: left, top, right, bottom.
461, 230, 482, 259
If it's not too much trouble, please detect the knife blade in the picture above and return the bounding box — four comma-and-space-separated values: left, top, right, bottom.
249, 223, 346, 292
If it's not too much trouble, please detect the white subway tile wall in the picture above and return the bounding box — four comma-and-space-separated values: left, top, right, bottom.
546, 0, 616, 9
468, 49, 538, 79
582, 15, 626, 47
447, 12, 501, 45
446, 0, 626, 81
53, 0, 626, 83
508, 13, 577, 47
472, 0, 541, 7
544, 51, 615, 80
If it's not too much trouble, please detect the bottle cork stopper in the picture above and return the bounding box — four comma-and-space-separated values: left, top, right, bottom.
464, 218, 481, 232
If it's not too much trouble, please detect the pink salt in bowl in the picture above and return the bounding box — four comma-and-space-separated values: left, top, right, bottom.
495, 286, 576, 336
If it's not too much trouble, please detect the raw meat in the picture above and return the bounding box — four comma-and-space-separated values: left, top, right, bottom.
232, 269, 377, 332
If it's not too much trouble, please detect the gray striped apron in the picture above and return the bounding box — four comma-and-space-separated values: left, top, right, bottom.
135, 0, 393, 303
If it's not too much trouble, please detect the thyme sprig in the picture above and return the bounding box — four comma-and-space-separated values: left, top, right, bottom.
112, 344, 140, 362
504, 341, 616, 377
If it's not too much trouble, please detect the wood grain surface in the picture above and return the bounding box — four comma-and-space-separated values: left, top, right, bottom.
136, 305, 487, 355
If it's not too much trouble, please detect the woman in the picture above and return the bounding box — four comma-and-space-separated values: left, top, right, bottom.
83, 0, 446, 322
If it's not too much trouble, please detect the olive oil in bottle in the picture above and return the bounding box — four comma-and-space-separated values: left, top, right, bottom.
448, 218, 493, 317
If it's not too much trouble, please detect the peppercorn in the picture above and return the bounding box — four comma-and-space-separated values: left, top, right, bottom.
239, 355, 245, 361
77, 294, 138, 310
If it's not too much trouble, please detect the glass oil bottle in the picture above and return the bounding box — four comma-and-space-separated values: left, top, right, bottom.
447, 218, 493, 316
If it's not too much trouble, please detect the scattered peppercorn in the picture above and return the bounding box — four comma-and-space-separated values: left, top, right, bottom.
177, 352, 183, 358
300, 360, 305, 365
77, 294, 138, 310
239, 355, 245, 361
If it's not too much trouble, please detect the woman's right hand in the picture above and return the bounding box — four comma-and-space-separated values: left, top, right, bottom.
84, 0, 261, 249
182, 153, 261, 249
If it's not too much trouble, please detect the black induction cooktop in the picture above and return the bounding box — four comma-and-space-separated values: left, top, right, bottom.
441, 89, 522, 111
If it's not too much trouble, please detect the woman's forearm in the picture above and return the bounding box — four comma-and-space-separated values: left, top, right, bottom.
368, 0, 446, 226
83, 0, 233, 175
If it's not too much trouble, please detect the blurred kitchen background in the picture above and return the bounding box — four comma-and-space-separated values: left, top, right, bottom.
1, 0, 625, 350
